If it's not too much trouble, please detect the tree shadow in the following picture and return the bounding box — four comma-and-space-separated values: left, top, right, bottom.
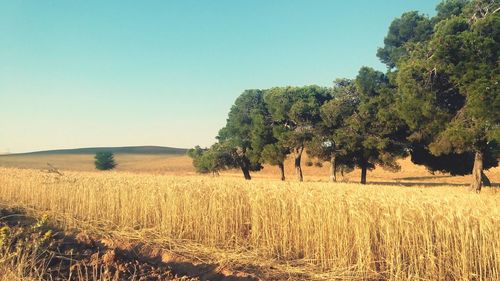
165, 261, 259, 281
394, 175, 454, 181
369, 181, 500, 187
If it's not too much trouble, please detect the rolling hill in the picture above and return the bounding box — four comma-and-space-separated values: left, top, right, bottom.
3, 146, 188, 156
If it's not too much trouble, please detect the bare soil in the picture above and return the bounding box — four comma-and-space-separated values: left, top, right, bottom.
0, 208, 262, 281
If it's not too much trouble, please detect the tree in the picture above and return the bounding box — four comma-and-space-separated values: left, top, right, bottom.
217, 90, 266, 180
335, 67, 407, 184
261, 144, 288, 181
396, 0, 499, 192
248, 98, 290, 181
94, 152, 117, 170
308, 79, 357, 182
264, 86, 331, 181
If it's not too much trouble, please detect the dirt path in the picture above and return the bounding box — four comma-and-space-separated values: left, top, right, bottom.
0, 208, 262, 281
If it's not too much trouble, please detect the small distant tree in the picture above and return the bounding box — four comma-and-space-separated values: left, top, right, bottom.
94, 152, 117, 170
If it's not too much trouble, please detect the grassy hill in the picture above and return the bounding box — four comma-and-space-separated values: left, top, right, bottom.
3, 146, 188, 156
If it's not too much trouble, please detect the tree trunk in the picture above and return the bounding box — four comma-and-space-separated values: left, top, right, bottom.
241, 166, 251, 180
240, 157, 252, 180
329, 155, 337, 182
294, 147, 304, 182
470, 151, 483, 192
360, 164, 367, 185
278, 162, 285, 181
481, 172, 491, 187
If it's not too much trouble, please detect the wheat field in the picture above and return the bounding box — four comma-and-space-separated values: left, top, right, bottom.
0, 167, 498, 280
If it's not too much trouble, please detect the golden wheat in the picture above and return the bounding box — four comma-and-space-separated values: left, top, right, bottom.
0, 167, 498, 280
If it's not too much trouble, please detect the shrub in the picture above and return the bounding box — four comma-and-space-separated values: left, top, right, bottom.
94, 152, 117, 170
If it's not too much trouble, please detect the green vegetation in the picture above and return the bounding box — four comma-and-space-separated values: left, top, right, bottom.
395, 1, 499, 192
94, 152, 117, 170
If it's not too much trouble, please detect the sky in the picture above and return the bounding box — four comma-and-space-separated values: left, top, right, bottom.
0, 0, 439, 153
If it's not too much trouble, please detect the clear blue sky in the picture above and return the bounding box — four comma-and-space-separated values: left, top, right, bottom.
0, 0, 439, 153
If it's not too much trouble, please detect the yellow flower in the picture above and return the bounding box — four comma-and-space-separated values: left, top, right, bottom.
44, 230, 53, 239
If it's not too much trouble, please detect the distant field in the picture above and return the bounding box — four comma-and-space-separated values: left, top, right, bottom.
0, 153, 498, 186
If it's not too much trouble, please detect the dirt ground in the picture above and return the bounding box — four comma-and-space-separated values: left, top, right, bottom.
0, 208, 268, 281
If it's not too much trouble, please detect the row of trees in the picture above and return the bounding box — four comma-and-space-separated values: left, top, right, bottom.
189, 0, 499, 192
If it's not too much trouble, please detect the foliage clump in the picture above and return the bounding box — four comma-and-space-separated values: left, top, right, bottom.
94, 152, 117, 171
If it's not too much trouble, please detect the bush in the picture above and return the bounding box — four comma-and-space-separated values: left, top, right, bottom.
94, 152, 117, 170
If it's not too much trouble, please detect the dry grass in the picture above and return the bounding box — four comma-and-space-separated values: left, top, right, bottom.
0, 167, 498, 280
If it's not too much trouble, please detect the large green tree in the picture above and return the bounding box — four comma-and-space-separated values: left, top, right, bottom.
249, 99, 290, 181
308, 79, 357, 182
264, 86, 331, 181
335, 67, 407, 184
217, 89, 266, 180
396, 0, 499, 192
379, 0, 498, 187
